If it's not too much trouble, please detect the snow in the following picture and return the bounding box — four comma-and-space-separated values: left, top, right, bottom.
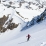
0, 0, 46, 46
40, 42, 46, 46
0, 25, 21, 44
0, 4, 14, 18
0, 18, 46, 46
1, 0, 45, 22
16, 8, 45, 22
24, 0, 36, 2
30, 4, 38, 9
0, 4, 25, 28
11, 2, 19, 8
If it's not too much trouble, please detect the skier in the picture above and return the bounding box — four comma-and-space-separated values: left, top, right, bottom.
26, 34, 31, 41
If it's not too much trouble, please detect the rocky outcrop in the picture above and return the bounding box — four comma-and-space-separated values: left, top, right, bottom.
7, 23, 18, 30
0, 15, 8, 31
0, 15, 19, 33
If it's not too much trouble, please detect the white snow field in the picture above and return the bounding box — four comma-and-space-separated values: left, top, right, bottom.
0, 18, 46, 46
1, 0, 45, 22
0, 0, 46, 46
15, 8, 45, 22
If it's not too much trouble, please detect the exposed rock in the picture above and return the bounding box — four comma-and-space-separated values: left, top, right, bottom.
0, 15, 8, 31
16, 11, 28, 20
7, 23, 19, 30
0, 15, 19, 33
1, 27, 7, 32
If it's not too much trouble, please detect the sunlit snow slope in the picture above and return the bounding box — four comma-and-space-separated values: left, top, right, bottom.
0, 0, 46, 46
0, 18, 46, 46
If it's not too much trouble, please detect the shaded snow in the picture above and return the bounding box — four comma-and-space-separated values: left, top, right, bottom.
0, 0, 46, 46
0, 18, 46, 46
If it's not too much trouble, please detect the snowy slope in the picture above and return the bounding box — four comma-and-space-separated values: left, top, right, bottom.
0, 3, 26, 43
0, 3, 26, 28
0, 4, 24, 23
0, 0, 46, 46
1, 0, 45, 22
15, 8, 45, 22
21, 9, 46, 31
0, 18, 46, 46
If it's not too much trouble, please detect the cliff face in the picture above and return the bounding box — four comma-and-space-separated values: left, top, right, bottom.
0, 0, 46, 33
0, 15, 8, 31
0, 15, 19, 32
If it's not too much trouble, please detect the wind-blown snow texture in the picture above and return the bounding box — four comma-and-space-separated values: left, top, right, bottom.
0, 0, 46, 46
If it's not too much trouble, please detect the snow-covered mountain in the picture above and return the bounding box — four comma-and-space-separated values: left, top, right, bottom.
1, 0, 46, 22
21, 9, 46, 31
0, 3, 26, 32
0, 13, 46, 46
0, 0, 45, 32
0, 0, 46, 46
